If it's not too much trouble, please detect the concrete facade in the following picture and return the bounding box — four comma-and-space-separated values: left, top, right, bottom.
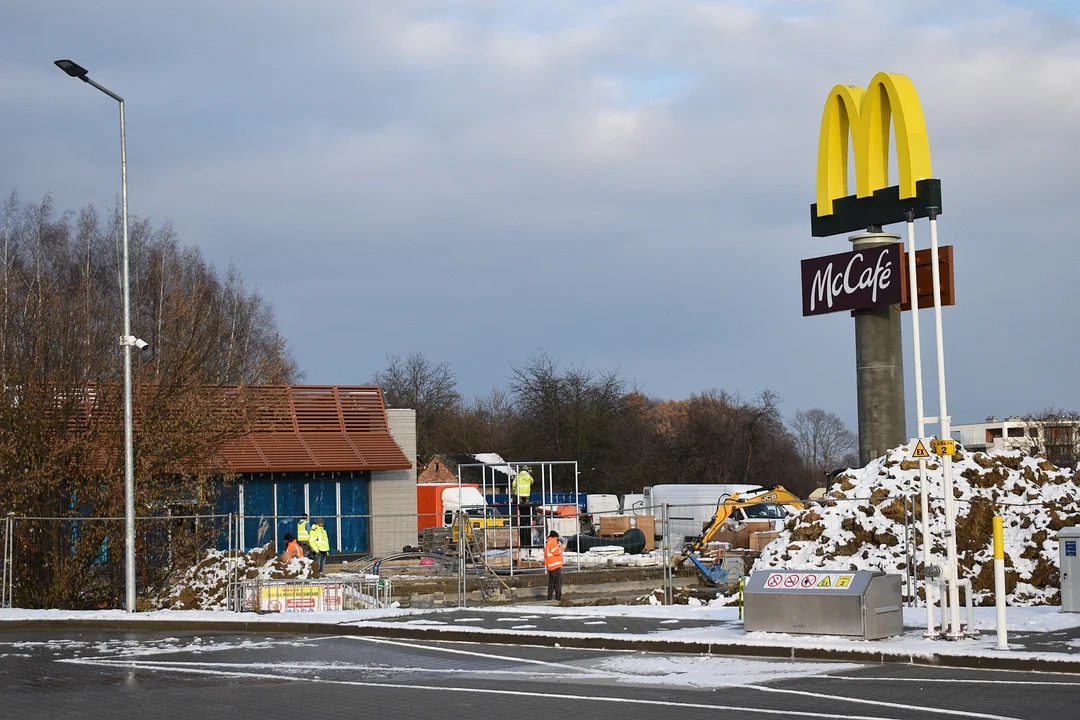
952, 417, 1080, 468
372, 408, 418, 556
851, 231, 907, 465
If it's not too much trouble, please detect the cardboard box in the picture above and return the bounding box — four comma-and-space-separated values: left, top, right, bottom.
598, 516, 631, 536
744, 520, 776, 534
598, 515, 656, 552
627, 515, 655, 551
714, 524, 750, 550
749, 531, 780, 552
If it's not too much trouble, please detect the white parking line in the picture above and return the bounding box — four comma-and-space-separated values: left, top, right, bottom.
58, 658, 912, 720
829, 676, 1080, 686
343, 635, 614, 675
749, 684, 1023, 720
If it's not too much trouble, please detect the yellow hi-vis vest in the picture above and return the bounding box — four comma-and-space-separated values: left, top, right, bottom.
512, 470, 534, 499
309, 524, 330, 553
297, 519, 310, 543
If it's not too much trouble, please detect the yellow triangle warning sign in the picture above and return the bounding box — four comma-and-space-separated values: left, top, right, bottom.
816, 576, 833, 588
912, 440, 930, 459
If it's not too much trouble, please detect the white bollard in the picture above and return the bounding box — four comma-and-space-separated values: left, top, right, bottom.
994, 516, 1009, 650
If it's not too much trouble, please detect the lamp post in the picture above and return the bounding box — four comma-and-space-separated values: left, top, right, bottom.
55, 59, 137, 613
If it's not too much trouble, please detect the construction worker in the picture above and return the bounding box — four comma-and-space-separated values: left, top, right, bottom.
279, 533, 305, 564
511, 467, 534, 502
512, 467, 535, 547
308, 518, 330, 575
296, 513, 312, 556
544, 530, 564, 602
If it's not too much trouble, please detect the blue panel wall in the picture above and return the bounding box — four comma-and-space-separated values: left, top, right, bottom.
308, 480, 338, 551
339, 479, 370, 554
243, 482, 274, 549
234, 473, 372, 554
276, 480, 306, 549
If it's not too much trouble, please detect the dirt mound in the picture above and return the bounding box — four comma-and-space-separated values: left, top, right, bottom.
757, 444, 1079, 606
150, 543, 315, 610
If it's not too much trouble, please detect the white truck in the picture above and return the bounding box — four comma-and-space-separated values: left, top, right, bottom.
643, 483, 766, 542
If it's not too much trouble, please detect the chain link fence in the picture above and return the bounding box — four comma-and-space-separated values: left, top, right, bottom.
1, 492, 1066, 611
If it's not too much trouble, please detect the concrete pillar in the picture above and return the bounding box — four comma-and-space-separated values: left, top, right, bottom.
851, 231, 906, 465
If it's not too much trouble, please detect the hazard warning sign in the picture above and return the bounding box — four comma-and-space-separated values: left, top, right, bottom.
816, 575, 833, 588
911, 440, 930, 459
835, 575, 853, 588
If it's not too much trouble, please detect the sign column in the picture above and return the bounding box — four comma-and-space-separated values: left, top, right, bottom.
850, 230, 906, 464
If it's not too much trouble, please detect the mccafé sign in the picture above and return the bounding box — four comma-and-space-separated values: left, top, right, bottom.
801, 243, 902, 317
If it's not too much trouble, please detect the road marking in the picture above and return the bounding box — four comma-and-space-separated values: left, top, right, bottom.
344, 635, 615, 674
65, 658, 575, 678
749, 684, 1023, 720
830, 676, 1080, 686
60, 658, 910, 720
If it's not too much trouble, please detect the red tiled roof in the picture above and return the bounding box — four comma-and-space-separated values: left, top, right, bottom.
218, 385, 412, 472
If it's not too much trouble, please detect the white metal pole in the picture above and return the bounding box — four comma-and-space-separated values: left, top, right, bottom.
905, 213, 936, 636
226, 512, 233, 612
62, 64, 137, 613
928, 209, 962, 639
993, 516, 1008, 650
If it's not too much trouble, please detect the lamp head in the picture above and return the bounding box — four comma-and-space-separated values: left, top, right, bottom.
55, 59, 89, 79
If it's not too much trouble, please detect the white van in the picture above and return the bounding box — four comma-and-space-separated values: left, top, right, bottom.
643, 483, 765, 541
586, 493, 620, 516
621, 493, 647, 515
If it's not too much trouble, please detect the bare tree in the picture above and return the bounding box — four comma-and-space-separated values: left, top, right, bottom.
372, 351, 461, 458
508, 351, 629, 492
0, 192, 298, 608
791, 408, 858, 477
1020, 407, 1080, 467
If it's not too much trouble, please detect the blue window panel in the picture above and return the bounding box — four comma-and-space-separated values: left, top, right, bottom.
243, 482, 274, 551
308, 480, 338, 552
339, 477, 370, 554
214, 483, 238, 550
276, 480, 306, 550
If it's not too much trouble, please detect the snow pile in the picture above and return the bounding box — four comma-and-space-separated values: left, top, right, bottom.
151, 543, 314, 611
757, 443, 1080, 606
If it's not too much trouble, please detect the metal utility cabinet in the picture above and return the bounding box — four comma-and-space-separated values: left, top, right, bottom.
1060, 527, 1080, 613
743, 569, 903, 640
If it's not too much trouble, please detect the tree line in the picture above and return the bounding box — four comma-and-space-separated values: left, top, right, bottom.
373, 350, 859, 498
0, 192, 298, 607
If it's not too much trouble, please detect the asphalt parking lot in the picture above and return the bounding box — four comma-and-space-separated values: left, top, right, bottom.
3, 629, 1079, 720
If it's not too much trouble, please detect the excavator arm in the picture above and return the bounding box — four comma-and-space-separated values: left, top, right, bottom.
674, 485, 804, 568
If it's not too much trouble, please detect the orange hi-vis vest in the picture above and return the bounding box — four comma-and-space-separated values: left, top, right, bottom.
287, 539, 304, 558
544, 537, 564, 572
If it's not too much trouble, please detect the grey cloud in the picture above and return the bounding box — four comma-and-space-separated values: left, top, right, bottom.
2, 0, 1078, 435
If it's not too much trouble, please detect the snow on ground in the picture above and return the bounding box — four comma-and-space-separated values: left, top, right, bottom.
758, 443, 1079, 605
594, 655, 863, 686
151, 543, 316, 610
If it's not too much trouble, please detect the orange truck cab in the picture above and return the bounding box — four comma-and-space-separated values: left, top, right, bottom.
417, 483, 486, 531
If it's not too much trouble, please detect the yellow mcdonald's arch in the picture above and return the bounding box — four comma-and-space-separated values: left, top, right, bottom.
815, 72, 932, 217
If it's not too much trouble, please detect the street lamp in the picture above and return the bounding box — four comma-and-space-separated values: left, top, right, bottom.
55, 59, 137, 613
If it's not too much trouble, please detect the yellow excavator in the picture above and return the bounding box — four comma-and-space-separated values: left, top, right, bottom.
673, 486, 805, 583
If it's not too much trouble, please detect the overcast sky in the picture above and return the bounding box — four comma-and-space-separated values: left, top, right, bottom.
2, 0, 1078, 436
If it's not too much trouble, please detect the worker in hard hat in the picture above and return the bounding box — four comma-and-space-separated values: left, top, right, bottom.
296, 513, 312, 556
544, 530, 565, 602
512, 467, 535, 547
308, 518, 331, 576
511, 467, 534, 502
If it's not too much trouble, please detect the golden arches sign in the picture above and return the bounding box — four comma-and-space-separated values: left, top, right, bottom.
810, 72, 939, 237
